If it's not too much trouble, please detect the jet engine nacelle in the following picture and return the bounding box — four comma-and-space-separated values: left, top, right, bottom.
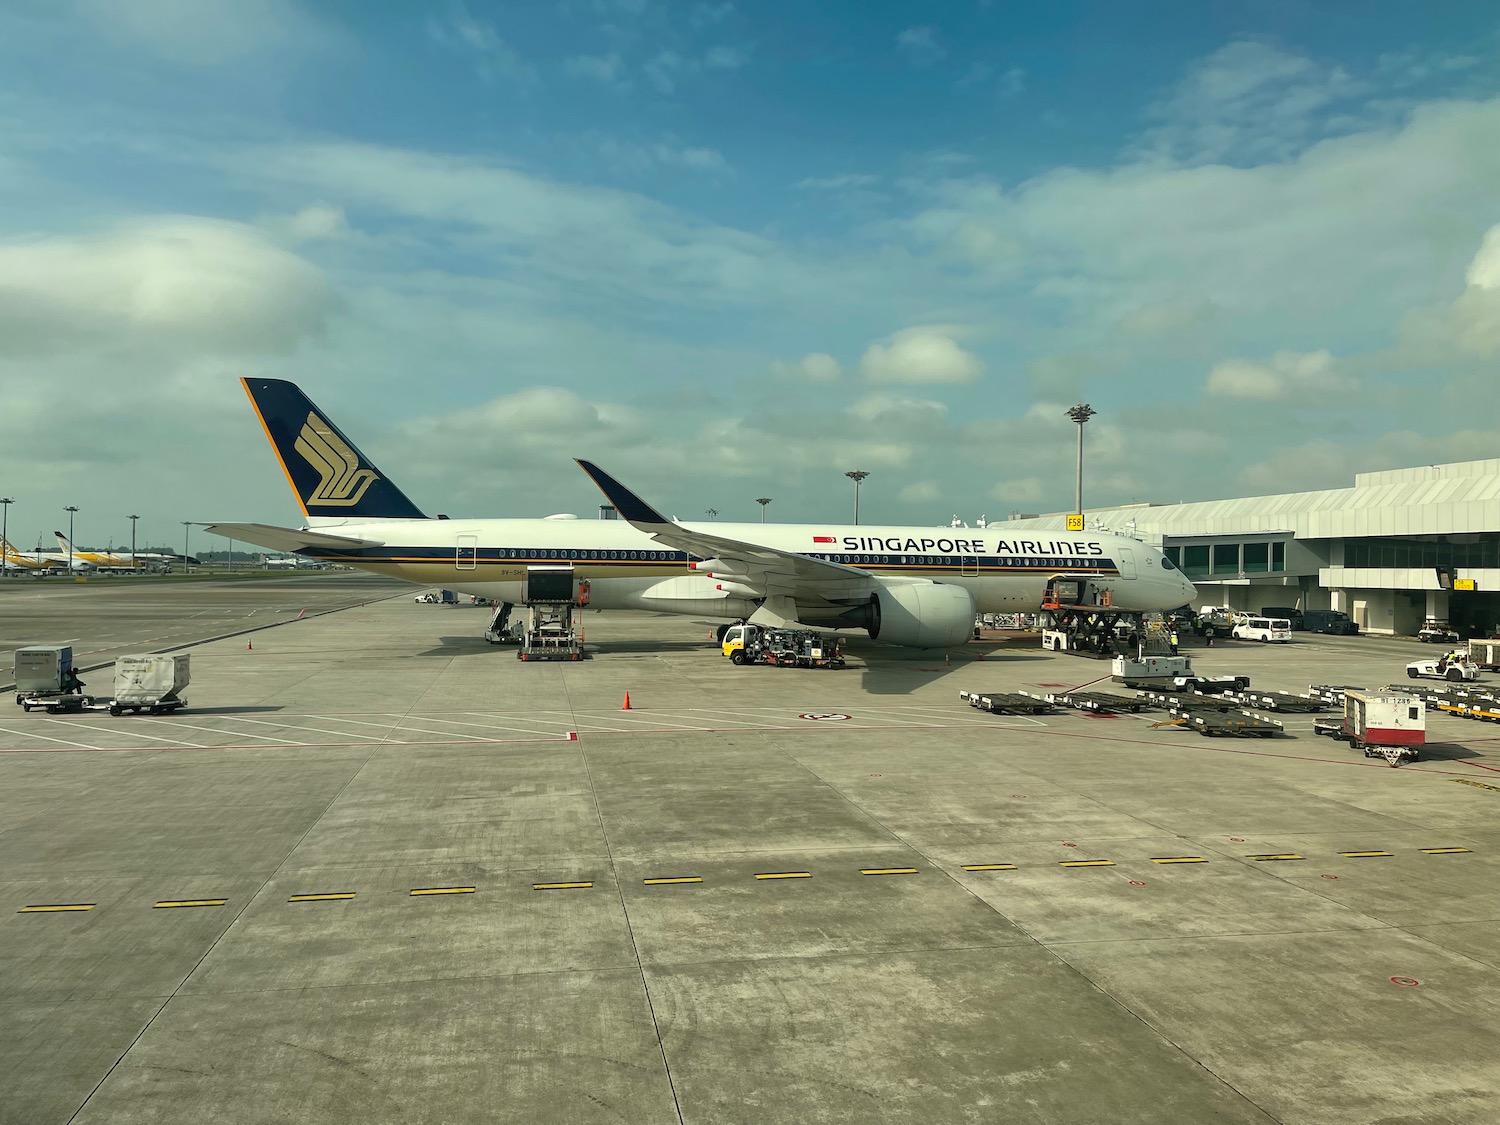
867, 581, 976, 649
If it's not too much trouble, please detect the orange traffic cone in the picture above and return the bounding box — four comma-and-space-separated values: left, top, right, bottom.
621, 692, 632, 710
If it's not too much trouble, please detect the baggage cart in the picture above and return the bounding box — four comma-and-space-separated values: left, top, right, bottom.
108, 654, 191, 715
1313, 690, 1424, 766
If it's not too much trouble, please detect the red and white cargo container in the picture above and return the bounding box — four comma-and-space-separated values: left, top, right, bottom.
1315, 690, 1425, 766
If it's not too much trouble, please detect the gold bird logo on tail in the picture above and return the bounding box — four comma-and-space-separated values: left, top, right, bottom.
294, 412, 378, 506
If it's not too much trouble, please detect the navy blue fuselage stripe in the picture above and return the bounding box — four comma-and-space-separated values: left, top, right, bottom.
299, 544, 1120, 573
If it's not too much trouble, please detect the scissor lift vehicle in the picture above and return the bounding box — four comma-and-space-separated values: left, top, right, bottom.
514, 567, 589, 661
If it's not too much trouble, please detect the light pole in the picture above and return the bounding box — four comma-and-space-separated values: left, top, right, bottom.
64, 505, 78, 568
1, 498, 12, 569
755, 497, 772, 523
129, 514, 139, 571
704, 508, 718, 522
182, 521, 191, 571
1066, 404, 1096, 518
844, 471, 870, 525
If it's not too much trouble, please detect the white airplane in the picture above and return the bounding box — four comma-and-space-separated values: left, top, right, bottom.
2, 537, 56, 573
51, 532, 151, 572
207, 379, 1196, 648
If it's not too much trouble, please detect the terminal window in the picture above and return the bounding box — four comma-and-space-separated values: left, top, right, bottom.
1344, 536, 1500, 570
1167, 541, 1286, 577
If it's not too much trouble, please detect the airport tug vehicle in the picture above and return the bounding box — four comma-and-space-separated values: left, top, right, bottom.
721, 623, 846, 668
1314, 689, 1426, 766
1110, 653, 1249, 694
1405, 651, 1480, 682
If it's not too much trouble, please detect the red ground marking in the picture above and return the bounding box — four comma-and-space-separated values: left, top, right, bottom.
1128, 880, 1146, 887
1390, 977, 1420, 987
1062, 842, 1077, 847
1321, 874, 1339, 880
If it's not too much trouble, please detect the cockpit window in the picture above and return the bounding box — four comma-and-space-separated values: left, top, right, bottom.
1160, 555, 1178, 571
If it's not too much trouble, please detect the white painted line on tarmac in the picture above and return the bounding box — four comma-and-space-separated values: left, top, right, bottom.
408, 714, 579, 736
37, 718, 199, 747
879, 705, 1050, 729
133, 717, 308, 745
683, 706, 808, 722
309, 713, 509, 741
213, 714, 379, 741
0, 724, 101, 750
578, 710, 741, 732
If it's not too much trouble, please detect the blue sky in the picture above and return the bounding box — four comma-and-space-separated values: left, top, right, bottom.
1, 0, 1499, 549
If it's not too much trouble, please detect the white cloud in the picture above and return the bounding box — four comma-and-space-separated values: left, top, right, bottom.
1140, 39, 1369, 164
0, 216, 333, 357
565, 53, 626, 83
795, 173, 881, 191
281, 203, 349, 242
1204, 348, 1347, 400
898, 481, 940, 503
771, 352, 841, 382
1466, 224, 1500, 290
427, 3, 538, 85
704, 46, 747, 70
895, 26, 944, 65
78, 0, 328, 65
847, 393, 948, 426
1114, 300, 1216, 338
591, 135, 730, 175
860, 328, 983, 385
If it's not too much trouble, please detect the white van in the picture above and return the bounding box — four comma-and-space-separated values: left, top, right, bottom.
1233, 616, 1293, 643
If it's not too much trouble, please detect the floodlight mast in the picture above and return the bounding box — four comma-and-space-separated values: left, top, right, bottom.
755, 497, 772, 523
1066, 404, 1096, 516
844, 471, 870, 525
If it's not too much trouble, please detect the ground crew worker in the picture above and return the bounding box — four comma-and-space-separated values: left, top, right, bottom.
1169, 629, 1179, 655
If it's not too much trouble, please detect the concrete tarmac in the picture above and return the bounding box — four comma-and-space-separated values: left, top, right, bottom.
3, 583, 1499, 1124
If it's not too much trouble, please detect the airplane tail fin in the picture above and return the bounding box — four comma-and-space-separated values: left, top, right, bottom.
241, 379, 427, 521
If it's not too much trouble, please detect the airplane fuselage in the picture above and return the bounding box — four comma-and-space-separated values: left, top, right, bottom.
296, 516, 1196, 618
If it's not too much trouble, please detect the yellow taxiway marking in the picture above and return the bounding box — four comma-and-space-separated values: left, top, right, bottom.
643, 877, 703, 885
154, 899, 226, 909
409, 887, 476, 896
1059, 860, 1115, 868
19, 903, 95, 913
755, 871, 812, 880
860, 867, 918, 876
1152, 857, 1207, 864
1339, 851, 1393, 858
1247, 854, 1304, 861
961, 863, 1017, 871
1452, 779, 1500, 792
288, 893, 357, 902
1420, 847, 1471, 854
533, 882, 593, 890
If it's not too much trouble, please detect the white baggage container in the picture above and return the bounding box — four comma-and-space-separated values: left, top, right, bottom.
112, 654, 190, 706
13, 646, 74, 694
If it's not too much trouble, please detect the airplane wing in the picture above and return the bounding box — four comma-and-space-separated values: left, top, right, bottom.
576, 460, 880, 621
200, 522, 384, 554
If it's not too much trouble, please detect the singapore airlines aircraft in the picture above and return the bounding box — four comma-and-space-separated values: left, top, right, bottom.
207, 379, 1196, 649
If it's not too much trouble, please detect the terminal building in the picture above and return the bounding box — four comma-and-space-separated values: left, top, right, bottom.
998, 458, 1500, 638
